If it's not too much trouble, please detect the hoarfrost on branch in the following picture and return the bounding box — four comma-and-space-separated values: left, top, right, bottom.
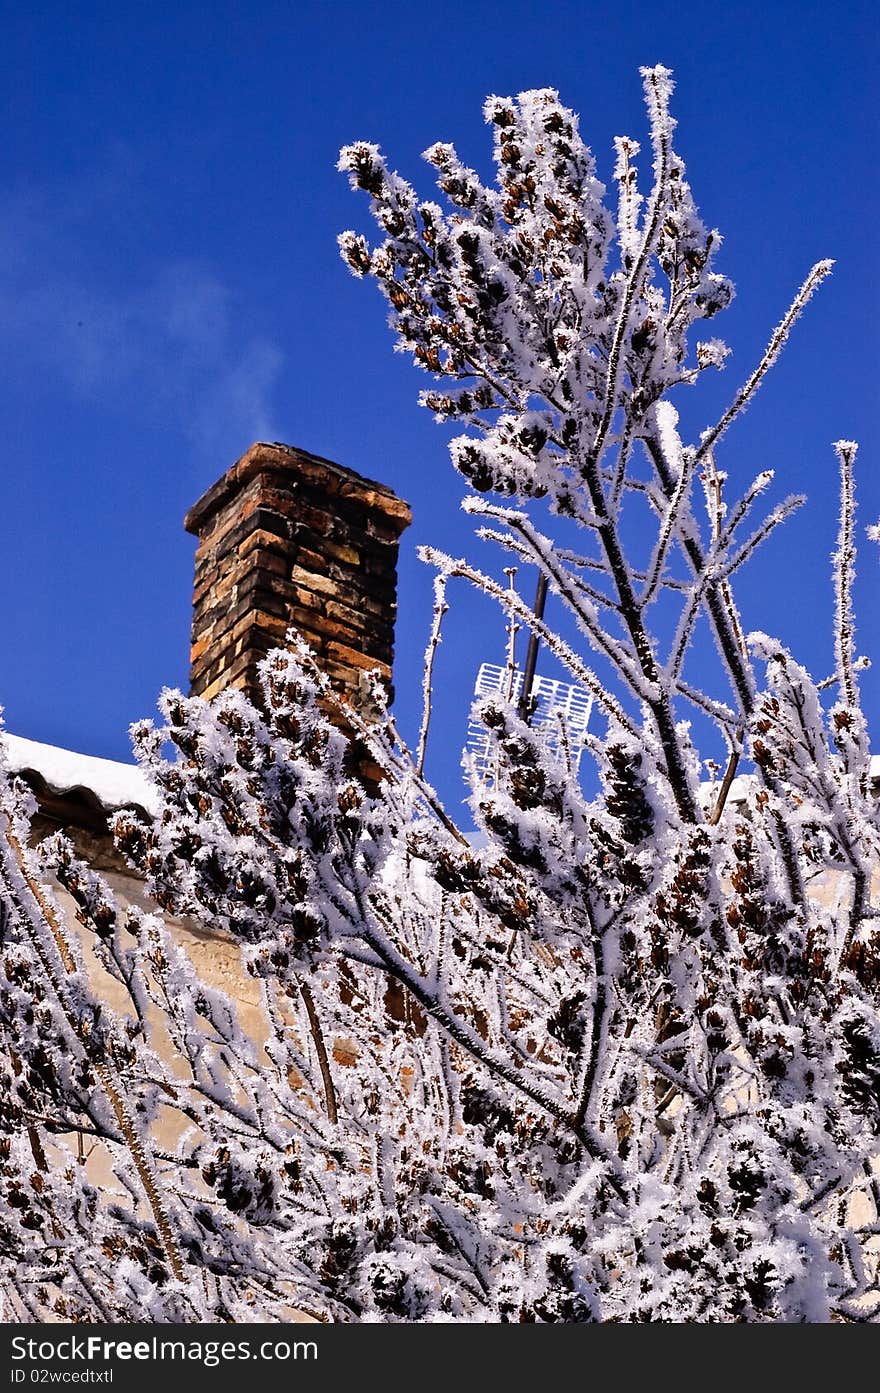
2, 67, 878, 1323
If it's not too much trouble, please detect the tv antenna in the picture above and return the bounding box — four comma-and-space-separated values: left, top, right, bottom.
466, 661, 593, 783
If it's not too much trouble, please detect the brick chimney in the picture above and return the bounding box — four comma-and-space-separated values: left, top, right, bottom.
183, 442, 412, 713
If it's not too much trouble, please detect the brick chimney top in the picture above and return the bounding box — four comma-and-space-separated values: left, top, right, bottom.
184, 441, 411, 539
184, 441, 412, 710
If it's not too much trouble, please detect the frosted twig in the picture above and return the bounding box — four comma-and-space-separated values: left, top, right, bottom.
642, 405, 695, 608
833, 440, 860, 708
720, 494, 805, 579
300, 981, 338, 1125
421, 544, 639, 735
0, 828, 185, 1282
696, 260, 834, 462
590, 66, 674, 472
708, 743, 744, 825
503, 568, 519, 702
674, 680, 739, 734
416, 573, 449, 775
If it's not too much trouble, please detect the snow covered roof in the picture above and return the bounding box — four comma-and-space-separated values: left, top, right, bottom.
717, 754, 880, 810
3, 733, 159, 821
3, 732, 878, 835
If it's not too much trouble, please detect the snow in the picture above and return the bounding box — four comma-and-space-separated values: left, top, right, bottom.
716, 753, 880, 811
2, 733, 160, 816
3, 729, 875, 830
0, 63, 876, 1328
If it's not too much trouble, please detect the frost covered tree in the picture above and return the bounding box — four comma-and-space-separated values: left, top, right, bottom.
2, 66, 878, 1322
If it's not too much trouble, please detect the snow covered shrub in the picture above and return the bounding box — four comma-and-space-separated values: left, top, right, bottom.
2, 66, 878, 1322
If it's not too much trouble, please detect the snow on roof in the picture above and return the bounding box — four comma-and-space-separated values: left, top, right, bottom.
2, 734, 159, 817
2, 732, 877, 831
706, 754, 880, 810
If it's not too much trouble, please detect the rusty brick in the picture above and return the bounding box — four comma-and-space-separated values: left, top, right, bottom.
327, 640, 392, 676
288, 584, 324, 610
290, 503, 333, 536
289, 566, 338, 596
295, 546, 329, 573
322, 539, 361, 567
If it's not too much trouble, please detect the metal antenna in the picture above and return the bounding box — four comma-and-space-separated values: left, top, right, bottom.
517, 572, 549, 723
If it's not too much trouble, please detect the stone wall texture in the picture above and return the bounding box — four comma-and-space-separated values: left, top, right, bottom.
184, 441, 412, 709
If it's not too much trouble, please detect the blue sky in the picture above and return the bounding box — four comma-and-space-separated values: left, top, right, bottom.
1, 1, 877, 815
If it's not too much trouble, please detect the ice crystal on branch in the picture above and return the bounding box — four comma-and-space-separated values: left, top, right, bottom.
1, 67, 877, 1323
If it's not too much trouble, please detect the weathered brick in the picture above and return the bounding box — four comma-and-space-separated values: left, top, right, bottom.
289, 566, 339, 597
288, 584, 324, 611
323, 539, 361, 567
327, 640, 392, 675
237, 527, 293, 561
295, 546, 329, 573
289, 503, 333, 537
315, 614, 362, 645
324, 597, 369, 633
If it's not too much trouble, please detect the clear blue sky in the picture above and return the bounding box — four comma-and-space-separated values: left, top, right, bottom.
1, 1, 877, 815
